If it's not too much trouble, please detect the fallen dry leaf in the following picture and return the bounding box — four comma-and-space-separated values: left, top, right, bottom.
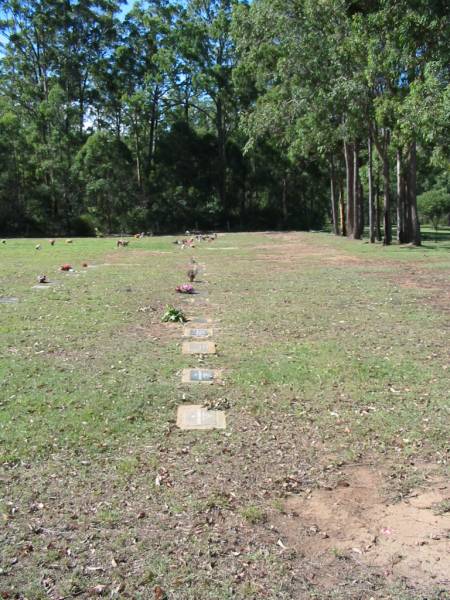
154, 585, 167, 599
90, 584, 108, 595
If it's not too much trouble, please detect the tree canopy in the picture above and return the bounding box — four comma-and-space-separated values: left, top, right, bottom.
0, 0, 448, 240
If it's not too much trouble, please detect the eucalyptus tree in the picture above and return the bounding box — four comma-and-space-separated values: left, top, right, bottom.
0, 0, 122, 230
0, 97, 28, 234
362, 0, 450, 245
234, 0, 449, 245
233, 0, 366, 237
182, 0, 239, 225
74, 130, 135, 232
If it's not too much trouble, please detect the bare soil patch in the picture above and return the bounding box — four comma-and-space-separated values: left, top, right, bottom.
276, 466, 450, 589
249, 234, 371, 270
389, 268, 450, 314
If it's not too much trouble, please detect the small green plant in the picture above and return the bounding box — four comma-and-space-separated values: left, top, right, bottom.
242, 582, 259, 597
161, 305, 186, 323
240, 505, 266, 524
203, 492, 231, 511
272, 498, 286, 513
96, 508, 120, 526
433, 499, 450, 515
331, 547, 348, 560
117, 456, 140, 476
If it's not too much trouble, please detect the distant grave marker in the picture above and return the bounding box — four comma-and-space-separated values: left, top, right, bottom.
205, 247, 238, 251
0, 296, 18, 304
182, 341, 216, 355
189, 317, 213, 325
182, 368, 221, 383
177, 405, 226, 430
191, 297, 210, 305
183, 327, 213, 339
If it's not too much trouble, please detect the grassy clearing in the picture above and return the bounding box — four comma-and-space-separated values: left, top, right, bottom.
1, 232, 449, 599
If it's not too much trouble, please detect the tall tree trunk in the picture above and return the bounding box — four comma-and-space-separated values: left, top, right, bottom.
368, 136, 375, 243
382, 150, 391, 245
373, 130, 392, 245
407, 141, 421, 246
134, 122, 142, 191
396, 148, 407, 243
216, 97, 227, 224
359, 180, 365, 236
344, 141, 354, 237
330, 154, 339, 235
339, 178, 346, 237
148, 105, 157, 169
146, 88, 159, 209
375, 160, 382, 241
281, 175, 288, 227
403, 166, 412, 242
353, 142, 363, 239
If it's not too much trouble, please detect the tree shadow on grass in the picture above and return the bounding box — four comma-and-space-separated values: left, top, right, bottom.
398, 242, 450, 250
420, 228, 450, 243
395, 228, 450, 250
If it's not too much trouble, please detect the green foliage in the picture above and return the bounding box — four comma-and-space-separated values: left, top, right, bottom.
0, 0, 448, 235
161, 305, 187, 323
74, 131, 135, 233
432, 499, 450, 516
70, 214, 97, 237
233, 0, 450, 244
418, 189, 450, 230
240, 505, 266, 524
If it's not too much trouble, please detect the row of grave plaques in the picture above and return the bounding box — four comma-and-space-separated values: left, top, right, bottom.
176, 265, 226, 430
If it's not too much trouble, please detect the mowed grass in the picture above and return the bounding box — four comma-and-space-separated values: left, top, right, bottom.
1, 237, 188, 463
0, 232, 449, 599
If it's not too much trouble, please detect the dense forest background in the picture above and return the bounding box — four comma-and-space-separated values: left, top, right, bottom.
0, 0, 449, 242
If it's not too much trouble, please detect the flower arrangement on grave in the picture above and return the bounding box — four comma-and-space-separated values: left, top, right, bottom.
175, 284, 194, 294
162, 305, 187, 323
60, 264, 72, 271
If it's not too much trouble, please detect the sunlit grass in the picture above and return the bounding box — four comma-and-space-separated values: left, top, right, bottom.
1, 231, 449, 599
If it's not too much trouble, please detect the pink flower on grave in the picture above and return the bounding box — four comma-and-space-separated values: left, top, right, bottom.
176, 284, 194, 294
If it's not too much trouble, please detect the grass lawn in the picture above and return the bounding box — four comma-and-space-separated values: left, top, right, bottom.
1, 231, 449, 599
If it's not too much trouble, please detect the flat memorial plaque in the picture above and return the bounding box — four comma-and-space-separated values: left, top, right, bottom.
182, 368, 221, 384
177, 405, 226, 430
205, 247, 238, 251
0, 297, 19, 304
182, 341, 216, 355
183, 327, 213, 339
